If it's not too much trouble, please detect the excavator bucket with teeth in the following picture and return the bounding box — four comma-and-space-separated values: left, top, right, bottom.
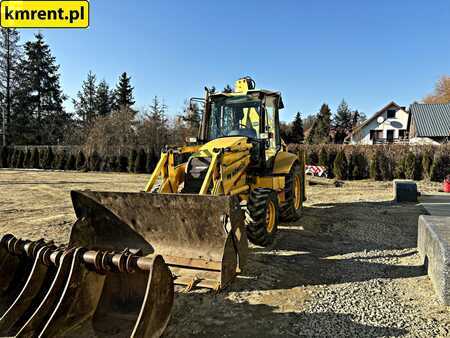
0, 234, 174, 338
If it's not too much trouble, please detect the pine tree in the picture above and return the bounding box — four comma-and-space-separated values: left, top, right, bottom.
12, 33, 68, 144
96, 80, 114, 117
0, 28, 21, 146
291, 112, 304, 143
334, 100, 353, 144
114, 72, 135, 110
73, 71, 97, 124
181, 101, 201, 131
311, 104, 331, 144
147, 96, 168, 149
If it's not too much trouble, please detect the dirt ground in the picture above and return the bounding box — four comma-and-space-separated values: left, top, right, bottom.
0, 170, 449, 337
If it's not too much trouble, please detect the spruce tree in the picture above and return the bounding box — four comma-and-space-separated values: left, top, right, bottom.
334, 100, 353, 144
291, 112, 304, 143
0, 28, 22, 146
96, 80, 114, 117
114, 72, 135, 109
73, 71, 97, 124
12, 33, 68, 144
311, 104, 331, 144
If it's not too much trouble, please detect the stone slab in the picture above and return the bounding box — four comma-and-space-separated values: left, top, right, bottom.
419, 194, 450, 217
417, 215, 450, 304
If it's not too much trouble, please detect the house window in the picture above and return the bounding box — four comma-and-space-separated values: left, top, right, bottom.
370, 130, 383, 140
386, 109, 396, 119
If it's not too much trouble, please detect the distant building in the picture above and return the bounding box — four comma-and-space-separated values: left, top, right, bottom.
350, 102, 409, 144
408, 103, 450, 144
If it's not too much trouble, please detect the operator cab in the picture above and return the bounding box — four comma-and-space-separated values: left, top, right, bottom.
198, 77, 284, 171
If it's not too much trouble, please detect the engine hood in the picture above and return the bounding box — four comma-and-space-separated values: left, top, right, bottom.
199, 136, 249, 153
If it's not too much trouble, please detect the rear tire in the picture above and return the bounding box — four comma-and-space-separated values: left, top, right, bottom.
280, 164, 302, 221
245, 188, 279, 246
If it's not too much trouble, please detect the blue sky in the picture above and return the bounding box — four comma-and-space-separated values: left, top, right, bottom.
20, 0, 450, 121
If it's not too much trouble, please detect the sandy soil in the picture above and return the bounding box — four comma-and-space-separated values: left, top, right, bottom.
0, 170, 448, 337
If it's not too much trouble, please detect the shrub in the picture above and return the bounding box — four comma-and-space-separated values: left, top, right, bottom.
370, 149, 384, 181
0, 146, 9, 168
76, 150, 86, 170
41, 147, 55, 169
394, 154, 406, 179
404, 152, 417, 180
349, 151, 368, 180
56, 150, 68, 170
119, 155, 128, 172
66, 154, 76, 170
31, 148, 40, 168
135, 149, 147, 173
307, 149, 319, 165
24, 149, 32, 168
88, 150, 101, 171
129, 149, 138, 173
110, 156, 119, 172
333, 150, 348, 180
430, 151, 449, 182
318, 147, 328, 166
10, 149, 18, 168
16, 150, 25, 168
326, 149, 337, 178
422, 150, 433, 179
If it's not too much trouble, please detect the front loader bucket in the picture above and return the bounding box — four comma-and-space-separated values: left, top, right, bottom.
0, 234, 173, 338
69, 190, 248, 290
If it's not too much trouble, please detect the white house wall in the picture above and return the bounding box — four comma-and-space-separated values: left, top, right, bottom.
352, 108, 409, 145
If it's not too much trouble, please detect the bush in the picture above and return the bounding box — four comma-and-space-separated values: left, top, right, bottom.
110, 156, 119, 172
119, 155, 128, 172
56, 150, 68, 170
318, 147, 328, 166
307, 149, 319, 165
146, 149, 158, 173
326, 149, 337, 178
129, 149, 138, 173
135, 149, 147, 173
10, 149, 18, 168
403, 152, 417, 180
430, 151, 449, 182
16, 150, 25, 168
66, 154, 76, 170
333, 150, 348, 180
24, 149, 32, 168
76, 150, 86, 170
370, 150, 384, 181
349, 151, 368, 180
31, 148, 40, 168
0, 146, 9, 168
88, 150, 101, 171
422, 150, 433, 179
41, 147, 54, 169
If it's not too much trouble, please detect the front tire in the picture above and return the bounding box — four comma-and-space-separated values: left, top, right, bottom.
245, 188, 279, 246
280, 164, 302, 221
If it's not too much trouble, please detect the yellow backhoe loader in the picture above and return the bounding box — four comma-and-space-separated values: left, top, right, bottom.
0, 77, 305, 337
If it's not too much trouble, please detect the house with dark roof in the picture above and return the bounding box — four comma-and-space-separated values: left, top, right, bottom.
350, 101, 409, 144
408, 103, 450, 144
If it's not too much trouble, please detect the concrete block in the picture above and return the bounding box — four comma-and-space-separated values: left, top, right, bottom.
393, 180, 418, 202
417, 215, 450, 304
